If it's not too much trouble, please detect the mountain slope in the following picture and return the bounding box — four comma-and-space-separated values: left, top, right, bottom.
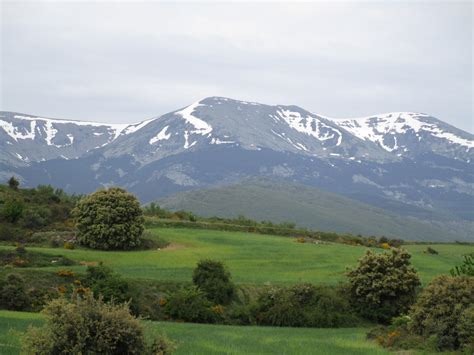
328, 112, 473, 161
158, 178, 465, 242
99, 97, 393, 165
1, 97, 473, 241
0, 111, 154, 166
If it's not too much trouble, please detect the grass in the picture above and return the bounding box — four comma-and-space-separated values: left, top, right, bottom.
0, 228, 471, 285
0, 310, 388, 355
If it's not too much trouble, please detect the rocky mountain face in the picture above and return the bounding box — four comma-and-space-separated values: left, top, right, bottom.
1, 97, 473, 240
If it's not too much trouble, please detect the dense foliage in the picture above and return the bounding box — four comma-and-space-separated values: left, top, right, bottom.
192, 259, 235, 305
409, 275, 474, 351
0, 181, 79, 243
450, 253, 474, 276
0, 274, 31, 311
252, 284, 359, 327
347, 249, 420, 322
74, 187, 144, 250
83, 264, 138, 312
163, 286, 215, 323
23, 292, 175, 354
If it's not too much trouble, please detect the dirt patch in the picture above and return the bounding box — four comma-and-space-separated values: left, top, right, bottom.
160, 243, 186, 251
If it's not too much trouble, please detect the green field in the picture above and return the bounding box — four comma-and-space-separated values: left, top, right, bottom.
0, 310, 388, 355
0, 227, 470, 285
0, 227, 470, 354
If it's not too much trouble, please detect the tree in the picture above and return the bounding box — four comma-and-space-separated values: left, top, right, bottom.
192, 259, 235, 305
409, 275, 474, 351
347, 249, 420, 322
7, 176, 19, 190
1, 198, 24, 223
23, 292, 175, 354
73, 188, 144, 250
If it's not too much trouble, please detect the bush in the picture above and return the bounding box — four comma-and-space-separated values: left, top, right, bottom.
83, 264, 138, 313
409, 275, 474, 351
73, 187, 145, 250
20, 206, 52, 229
347, 249, 420, 323
192, 259, 235, 305
1, 198, 24, 223
23, 292, 175, 354
458, 305, 474, 353
0, 274, 31, 311
424, 247, 438, 255
163, 286, 215, 323
451, 253, 474, 276
253, 284, 359, 327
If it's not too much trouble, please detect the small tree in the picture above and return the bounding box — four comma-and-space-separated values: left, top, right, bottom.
347, 249, 420, 322
192, 259, 235, 305
23, 292, 175, 354
450, 253, 474, 276
73, 188, 144, 250
409, 275, 474, 351
1, 199, 24, 223
8, 176, 19, 190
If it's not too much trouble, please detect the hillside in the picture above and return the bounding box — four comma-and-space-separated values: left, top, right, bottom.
158, 179, 465, 242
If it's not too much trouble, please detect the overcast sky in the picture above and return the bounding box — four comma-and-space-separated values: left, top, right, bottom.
1, 1, 472, 132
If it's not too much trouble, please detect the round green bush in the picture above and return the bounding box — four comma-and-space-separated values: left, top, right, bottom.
409, 275, 474, 351
347, 248, 420, 323
23, 292, 175, 354
73, 188, 144, 250
192, 259, 235, 305
163, 286, 215, 323
0, 274, 31, 311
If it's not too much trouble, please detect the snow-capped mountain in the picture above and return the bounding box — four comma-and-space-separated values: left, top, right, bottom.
1, 97, 473, 240
2, 98, 472, 166
99, 97, 392, 165
328, 112, 473, 161
0, 111, 159, 166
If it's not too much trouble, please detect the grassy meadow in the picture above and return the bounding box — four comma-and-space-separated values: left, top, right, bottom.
0, 227, 469, 285
0, 310, 388, 355
0, 227, 471, 354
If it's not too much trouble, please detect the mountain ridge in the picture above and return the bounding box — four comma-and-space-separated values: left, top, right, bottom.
1, 97, 472, 241
2, 96, 472, 167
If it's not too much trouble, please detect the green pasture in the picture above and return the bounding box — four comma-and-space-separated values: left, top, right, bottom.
0, 310, 387, 355
0, 228, 469, 285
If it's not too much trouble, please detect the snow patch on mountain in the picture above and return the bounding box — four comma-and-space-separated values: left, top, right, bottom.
329, 112, 474, 151
183, 131, 197, 149
277, 108, 342, 146
44, 120, 58, 146
175, 100, 213, 135
121, 118, 155, 136
0, 119, 36, 141
210, 137, 235, 145
149, 126, 171, 144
